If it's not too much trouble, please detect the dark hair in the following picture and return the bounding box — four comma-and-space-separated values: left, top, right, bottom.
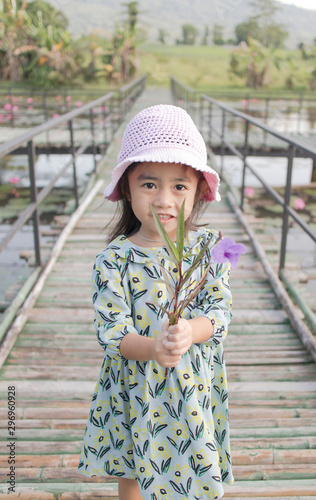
105, 162, 208, 244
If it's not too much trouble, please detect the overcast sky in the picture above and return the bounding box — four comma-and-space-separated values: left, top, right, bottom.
278, 0, 316, 10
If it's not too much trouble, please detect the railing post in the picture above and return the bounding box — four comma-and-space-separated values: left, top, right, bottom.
208, 101, 213, 146
102, 104, 107, 155
199, 97, 204, 139
240, 120, 249, 211
297, 93, 303, 134
68, 119, 79, 208
263, 97, 269, 148
90, 108, 97, 172
9, 90, 15, 127
279, 144, 295, 273
109, 96, 115, 141
43, 92, 50, 147
220, 109, 226, 175
27, 140, 41, 267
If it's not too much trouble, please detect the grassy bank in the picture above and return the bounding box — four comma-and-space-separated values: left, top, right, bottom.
139, 43, 315, 95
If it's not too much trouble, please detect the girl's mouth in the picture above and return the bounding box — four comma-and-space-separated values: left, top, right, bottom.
158, 214, 174, 222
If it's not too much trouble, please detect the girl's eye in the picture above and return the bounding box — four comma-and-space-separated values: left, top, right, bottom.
143, 182, 156, 189
175, 184, 186, 191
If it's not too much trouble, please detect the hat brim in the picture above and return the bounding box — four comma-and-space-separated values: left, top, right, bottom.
103, 148, 221, 203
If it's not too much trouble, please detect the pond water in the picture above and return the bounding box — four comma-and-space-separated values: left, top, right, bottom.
216, 154, 316, 304
0, 153, 99, 189
219, 155, 313, 187
0, 153, 100, 308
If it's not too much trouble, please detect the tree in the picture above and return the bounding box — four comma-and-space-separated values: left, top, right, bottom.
0, 0, 32, 81
158, 28, 168, 44
235, 17, 259, 45
298, 42, 314, 60
107, 1, 144, 83
25, 0, 68, 30
123, 1, 139, 35
200, 25, 209, 46
230, 37, 281, 89
248, 0, 288, 48
264, 23, 288, 49
178, 24, 198, 45
310, 47, 316, 90
212, 24, 224, 45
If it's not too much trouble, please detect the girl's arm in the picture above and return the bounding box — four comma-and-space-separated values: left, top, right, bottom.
189, 258, 232, 347
92, 251, 140, 360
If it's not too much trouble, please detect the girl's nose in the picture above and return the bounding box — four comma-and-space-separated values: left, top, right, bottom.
153, 188, 173, 207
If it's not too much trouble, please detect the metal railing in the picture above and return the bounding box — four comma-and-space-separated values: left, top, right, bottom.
171, 75, 316, 332
0, 79, 147, 129
0, 87, 113, 128
0, 75, 147, 268
171, 77, 316, 149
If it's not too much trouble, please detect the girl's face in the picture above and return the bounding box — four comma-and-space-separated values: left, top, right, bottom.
127, 162, 202, 242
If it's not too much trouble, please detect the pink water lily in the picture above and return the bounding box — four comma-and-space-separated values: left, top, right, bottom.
293, 198, 306, 210
11, 188, 20, 198
9, 176, 20, 185
244, 187, 255, 198
27, 97, 33, 103
212, 237, 246, 269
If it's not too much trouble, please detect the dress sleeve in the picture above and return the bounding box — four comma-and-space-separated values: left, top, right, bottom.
188, 249, 232, 347
91, 251, 137, 360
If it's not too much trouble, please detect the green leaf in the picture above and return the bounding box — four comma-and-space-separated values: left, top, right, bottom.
176, 200, 185, 260
180, 233, 214, 287
156, 257, 176, 297
150, 204, 180, 263
178, 263, 211, 315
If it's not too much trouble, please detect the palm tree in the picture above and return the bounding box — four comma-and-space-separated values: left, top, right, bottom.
108, 2, 143, 83
0, 0, 32, 81
230, 37, 281, 89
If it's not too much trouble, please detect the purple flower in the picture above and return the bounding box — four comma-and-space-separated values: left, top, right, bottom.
212, 237, 246, 269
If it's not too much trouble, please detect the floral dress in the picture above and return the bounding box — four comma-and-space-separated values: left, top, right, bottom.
78, 228, 234, 500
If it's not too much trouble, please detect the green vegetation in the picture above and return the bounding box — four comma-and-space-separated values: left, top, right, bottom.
140, 43, 315, 93
0, 0, 142, 87
235, 0, 288, 48
0, 0, 315, 93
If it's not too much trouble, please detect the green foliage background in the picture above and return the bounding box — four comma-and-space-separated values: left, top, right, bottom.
140, 43, 315, 93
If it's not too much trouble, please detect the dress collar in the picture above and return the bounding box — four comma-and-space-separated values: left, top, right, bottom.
106, 228, 207, 264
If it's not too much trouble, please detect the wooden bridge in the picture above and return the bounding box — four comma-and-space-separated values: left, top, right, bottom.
0, 85, 316, 499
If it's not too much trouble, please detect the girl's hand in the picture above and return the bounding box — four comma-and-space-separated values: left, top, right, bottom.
162, 318, 193, 356
152, 321, 181, 368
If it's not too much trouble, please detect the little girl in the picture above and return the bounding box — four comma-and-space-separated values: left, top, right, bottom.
78, 104, 234, 500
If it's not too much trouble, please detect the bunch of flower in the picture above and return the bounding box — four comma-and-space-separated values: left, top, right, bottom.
151, 201, 245, 376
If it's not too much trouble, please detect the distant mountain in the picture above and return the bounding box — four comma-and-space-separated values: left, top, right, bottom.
47, 0, 316, 49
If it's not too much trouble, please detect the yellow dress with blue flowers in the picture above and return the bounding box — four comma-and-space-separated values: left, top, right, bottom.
78, 228, 234, 500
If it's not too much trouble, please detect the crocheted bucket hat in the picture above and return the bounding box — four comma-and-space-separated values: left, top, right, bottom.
103, 104, 221, 202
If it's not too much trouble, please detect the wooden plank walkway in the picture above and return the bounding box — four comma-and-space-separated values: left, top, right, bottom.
0, 89, 316, 499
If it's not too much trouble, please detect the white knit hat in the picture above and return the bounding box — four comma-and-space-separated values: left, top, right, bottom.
103, 104, 220, 202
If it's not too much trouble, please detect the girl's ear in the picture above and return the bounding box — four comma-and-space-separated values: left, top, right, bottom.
195, 178, 209, 202
118, 173, 131, 202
